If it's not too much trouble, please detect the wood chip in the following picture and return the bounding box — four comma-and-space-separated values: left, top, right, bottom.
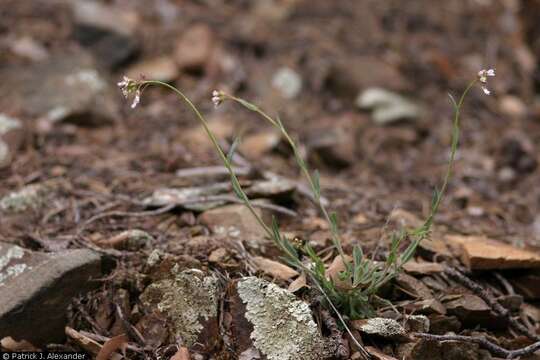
402, 260, 444, 275
446, 235, 540, 270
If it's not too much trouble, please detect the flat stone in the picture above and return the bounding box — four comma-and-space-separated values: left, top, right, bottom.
446, 235, 540, 270
352, 318, 407, 340
174, 24, 215, 72
0, 243, 102, 345
126, 57, 178, 83
356, 88, 423, 125
444, 294, 502, 328
199, 205, 268, 245
229, 277, 329, 360
0, 51, 119, 126
140, 267, 220, 352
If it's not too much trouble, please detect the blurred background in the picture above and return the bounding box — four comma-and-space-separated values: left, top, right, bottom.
1, 0, 540, 248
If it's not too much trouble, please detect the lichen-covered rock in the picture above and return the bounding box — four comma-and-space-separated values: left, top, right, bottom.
140, 267, 220, 350
0, 183, 50, 213
233, 276, 328, 360
352, 317, 407, 340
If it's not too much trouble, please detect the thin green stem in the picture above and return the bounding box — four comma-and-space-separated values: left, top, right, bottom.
140, 81, 273, 238
423, 79, 477, 231
224, 94, 348, 263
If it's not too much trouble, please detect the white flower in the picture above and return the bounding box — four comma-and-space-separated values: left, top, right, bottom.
211, 90, 223, 107
131, 89, 141, 108
477, 68, 495, 95
118, 76, 143, 108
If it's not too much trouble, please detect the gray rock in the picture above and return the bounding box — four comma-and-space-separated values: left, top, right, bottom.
0, 243, 102, 345
356, 88, 423, 125
72, 1, 139, 69
198, 205, 268, 245
140, 267, 220, 349
0, 113, 23, 168
0, 51, 119, 126
235, 277, 328, 360
272, 67, 302, 99
0, 183, 51, 214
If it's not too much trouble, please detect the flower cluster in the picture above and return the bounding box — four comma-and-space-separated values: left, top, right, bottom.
117, 76, 142, 108
477, 68, 495, 95
211, 90, 224, 108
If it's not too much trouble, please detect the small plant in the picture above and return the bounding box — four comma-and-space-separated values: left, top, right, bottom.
118, 68, 494, 329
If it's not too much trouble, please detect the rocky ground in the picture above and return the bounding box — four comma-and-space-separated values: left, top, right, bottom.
1, 0, 540, 359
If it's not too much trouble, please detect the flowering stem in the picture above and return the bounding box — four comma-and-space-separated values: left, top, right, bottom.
138, 80, 273, 239
223, 94, 349, 265
422, 79, 477, 231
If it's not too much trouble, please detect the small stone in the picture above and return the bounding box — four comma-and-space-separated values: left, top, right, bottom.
208, 248, 228, 263
0, 113, 24, 168
199, 205, 268, 245
230, 277, 328, 360
444, 294, 500, 328
404, 315, 430, 333
272, 67, 302, 99
72, 1, 139, 69
446, 235, 540, 270
174, 24, 215, 72
0, 183, 50, 214
9, 36, 49, 62
352, 317, 407, 340
356, 88, 423, 125
499, 95, 527, 118
143, 183, 230, 211
126, 57, 178, 83
252, 256, 298, 281
140, 267, 220, 351
428, 314, 462, 334
239, 131, 281, 159
0, 243, 102, 345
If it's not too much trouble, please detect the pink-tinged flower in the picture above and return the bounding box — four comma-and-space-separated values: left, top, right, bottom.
118, 76, 142, 108
477, 68, 495, 95
212, 90, 223, 107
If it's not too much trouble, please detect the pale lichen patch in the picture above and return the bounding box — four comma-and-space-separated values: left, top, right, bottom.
237, 276, 327, 360
140, 266, 220, 346
0, 184, 49, 213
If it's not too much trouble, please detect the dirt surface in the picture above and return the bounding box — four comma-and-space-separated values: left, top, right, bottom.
1, 0, 540, 359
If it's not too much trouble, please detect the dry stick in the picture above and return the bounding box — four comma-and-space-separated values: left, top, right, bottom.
444, 267, 539, 341
115, 303, 146, 347
414, 333, 540, 359
320, 309, 350, 359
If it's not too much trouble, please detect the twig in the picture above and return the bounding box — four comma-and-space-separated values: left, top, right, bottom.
414, 333, 540, 359
115, 303, 146, 347
78, 331, 145, 353
321, 309, 349, 359
444, 267, 539, 341
176, 165, 252, 178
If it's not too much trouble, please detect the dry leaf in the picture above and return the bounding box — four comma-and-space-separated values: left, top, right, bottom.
65, 327, 102, 355
252, 256, 298, 281
325, 255, 352, 290
1, 337, 38, 351
365, 346, 399, 360
96, 334, 129, 360
288, 272, 307, 292
170, 347, 191, 360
